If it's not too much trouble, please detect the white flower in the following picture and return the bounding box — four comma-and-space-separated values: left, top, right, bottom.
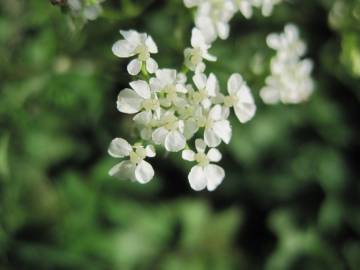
260, 24, 314, 104
182, 139, 225, 191
184, 28, 217, 72
112, 30, 158, 75
224, 73, 256, 123
152, 111, 186, 152
108, 138, 156, 183
190, 72, 218, 109
196, 104, 232, 147
117, 80, 160, 124
235, 0, 254, 18
194, 0, 237, 43
150, 68, 187, 107
266, 24, 306, 60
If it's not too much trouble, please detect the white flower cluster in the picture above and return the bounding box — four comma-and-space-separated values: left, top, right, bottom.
67, 0, 105, 21
184, 0, 283, 43
260, 24, 314, 104
109, 29, 256, 191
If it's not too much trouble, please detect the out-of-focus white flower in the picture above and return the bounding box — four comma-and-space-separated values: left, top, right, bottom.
196, 104, 232, 147
234, 0, 254, 18
152, 111, 186, 152
260, 24, 314, 104
224, 73, 256, 123
255, 0, 282, 17
182, 139, 225, 191
194, 0, 237, 43
183, 0, 282, 43
108, 138, 156, 183
112, 30, 158, 75
184, 28, 217, 72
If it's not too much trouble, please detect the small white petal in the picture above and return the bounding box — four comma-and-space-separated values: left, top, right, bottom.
209, 105, 223, 121
129, 80, 151, 99
203, 51, 217, 62
188, 165, 207, 191
227, 73, 243, 95
120, 30, 141, 44
213, 120, 232, 144
195, 138, 207, 153
145, 36, 158, 53
204, 128, 221, 147
112, 40, 135, 58
182, 149, 196, 161
216, 21, 230, 40
191, 27, 206, 49
234, 102, 256, 123
206, 73, 217, 97
183, 119, 198, 139
133, 111, 152, 125
109, 160, 136, 181
135, 160, 154, 183
145, 145, 156, 157
146, 58, 158, 74
152, 127, 168, 145
207, 148, 222, 162
108, 138, 132, 158
260, 87, 280, 104
117, 88, 143, 114
127, 59, 142, 75
204, 164, 225, 191
165, 130, 186, 152
193, 73, 207, 90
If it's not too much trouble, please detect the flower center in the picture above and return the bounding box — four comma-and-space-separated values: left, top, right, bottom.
136, 44, 150, 61
223, 95, 238, 107
129, 147, 146, 164
195, 152, 209, 166
142, 98, 159, 111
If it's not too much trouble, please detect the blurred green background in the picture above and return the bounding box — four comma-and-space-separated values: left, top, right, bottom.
0, 0, 359, 269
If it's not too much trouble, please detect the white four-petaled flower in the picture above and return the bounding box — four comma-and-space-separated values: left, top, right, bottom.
182, 139, 225, 191
112, 30, 158, 75
108, 138, 156, 183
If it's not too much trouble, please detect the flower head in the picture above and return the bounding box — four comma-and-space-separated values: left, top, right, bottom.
184, 28, 217, 72
108, 138, 156, 183
260, 24, 314, 104
182, 139, 225, 191
112, 30, 158, 75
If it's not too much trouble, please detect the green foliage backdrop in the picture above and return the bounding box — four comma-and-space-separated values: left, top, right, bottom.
0, 0, 359, 269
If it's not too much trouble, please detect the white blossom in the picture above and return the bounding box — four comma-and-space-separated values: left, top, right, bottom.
108, 138, 156, 183
112, 30, 158, 75
117, 80, 160, 121
182, 139, 225, 191
184, 28, 217, 72
224, 73, 256, 123
183, 0, 283, 44
150, 68, 188, 107
152, 111, 186, 152
196, 105, 232, 147
260, 24, 314, 104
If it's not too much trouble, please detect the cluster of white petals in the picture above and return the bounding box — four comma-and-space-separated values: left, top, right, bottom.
260, 24, 314, 104
112, 30, 158, 75
109, 29, 256, 191
184, 0, 283, 43
68, 0, 105, 21
108, 3, 315, 191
